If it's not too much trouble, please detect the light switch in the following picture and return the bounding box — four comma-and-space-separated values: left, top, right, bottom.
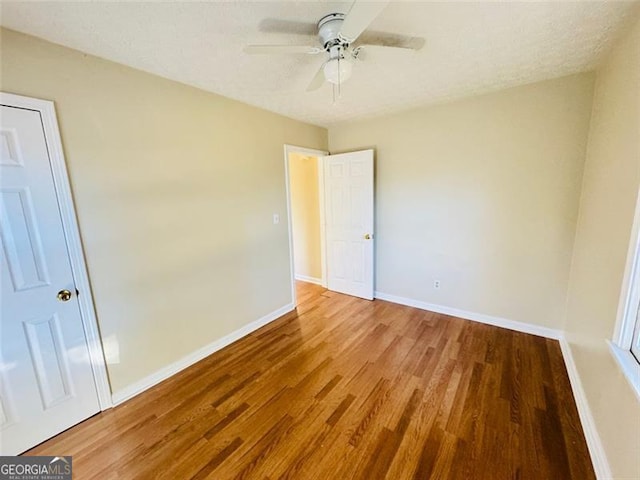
273, 214, 280, 224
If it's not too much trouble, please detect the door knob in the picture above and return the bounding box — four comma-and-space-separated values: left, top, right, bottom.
57, 289, 72, 302
364, 234, 372, 240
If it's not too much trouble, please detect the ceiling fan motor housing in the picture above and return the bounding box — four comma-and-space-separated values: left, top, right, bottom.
318, 13, 348, 50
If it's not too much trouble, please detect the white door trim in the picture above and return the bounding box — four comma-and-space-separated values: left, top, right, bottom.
1, 92, 112, 411
283, 144, 329, 305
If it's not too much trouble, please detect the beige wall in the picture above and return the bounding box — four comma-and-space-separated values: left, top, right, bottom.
288, 153, 322, 281
0, 28, 328, 394
329, 73, 595, 329
563, 17, 640, 479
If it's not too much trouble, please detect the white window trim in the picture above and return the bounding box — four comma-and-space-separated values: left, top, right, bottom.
611, 187, 640, 401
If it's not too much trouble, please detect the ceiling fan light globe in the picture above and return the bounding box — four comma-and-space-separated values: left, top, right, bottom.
323, 57, 353, 85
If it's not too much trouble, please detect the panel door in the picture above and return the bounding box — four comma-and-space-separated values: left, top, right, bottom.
324, 150, 374, 300
0, 105, 100, 455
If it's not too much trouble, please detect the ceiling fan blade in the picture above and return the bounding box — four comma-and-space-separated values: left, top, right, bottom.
352, 43, 422, 62
306, 63, 326, 92
356, 31, 425, 51
244, 45, 322, 55
258, 18, 317, 36
339, 0, 390, 43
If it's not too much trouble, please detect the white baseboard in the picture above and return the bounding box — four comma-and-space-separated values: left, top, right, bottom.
374, 291, 562, 340
374, 291, 610, 477
559, 338, 612, 480
111, 302, 295, 405
107, 288, 610, 478
295, 274, 323, 286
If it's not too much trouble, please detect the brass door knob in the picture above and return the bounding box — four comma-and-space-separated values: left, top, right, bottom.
364, 234, 372, 240
57, 289, 72, 302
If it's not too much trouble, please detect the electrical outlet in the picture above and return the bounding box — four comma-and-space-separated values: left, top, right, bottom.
434, 280, 441, 289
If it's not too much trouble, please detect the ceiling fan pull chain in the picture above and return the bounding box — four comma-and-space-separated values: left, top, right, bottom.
338, 55, 342, 98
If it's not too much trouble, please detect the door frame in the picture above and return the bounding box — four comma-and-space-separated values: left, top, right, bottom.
283, 144, 329, 305
1, 92, 112, 410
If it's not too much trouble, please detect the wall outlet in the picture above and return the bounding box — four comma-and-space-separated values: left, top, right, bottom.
273, 214, 280, 225
434, 280, 441, 289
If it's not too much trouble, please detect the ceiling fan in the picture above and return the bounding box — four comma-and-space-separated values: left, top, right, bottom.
243, 1, 425, 94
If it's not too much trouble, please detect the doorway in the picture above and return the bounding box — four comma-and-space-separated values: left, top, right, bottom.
284, 145, 328, 306
284, 145, 375, 305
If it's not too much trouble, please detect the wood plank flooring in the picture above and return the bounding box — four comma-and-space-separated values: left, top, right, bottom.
26, 282, 595, 479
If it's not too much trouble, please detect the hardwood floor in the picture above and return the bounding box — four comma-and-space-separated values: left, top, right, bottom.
26, 282, 594, 479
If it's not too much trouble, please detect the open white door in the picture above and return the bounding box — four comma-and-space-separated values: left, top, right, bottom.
324, 150, 374, 300
0, 102, 102, 454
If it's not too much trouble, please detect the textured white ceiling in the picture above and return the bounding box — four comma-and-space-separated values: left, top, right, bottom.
1, 1, 637, 127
